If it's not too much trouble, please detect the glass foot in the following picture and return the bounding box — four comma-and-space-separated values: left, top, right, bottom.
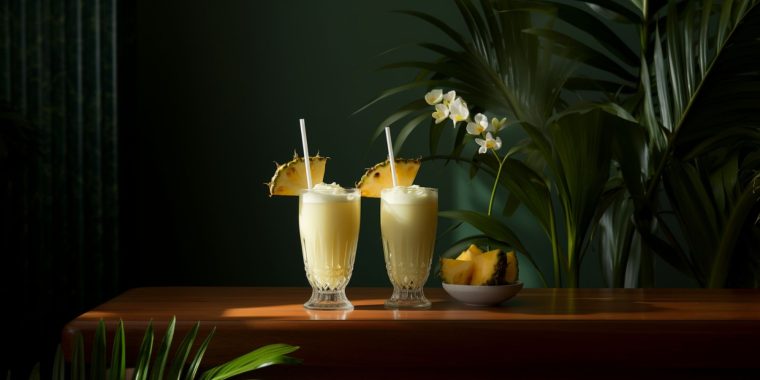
384, 288, 431, 309
304, 289, 354, 310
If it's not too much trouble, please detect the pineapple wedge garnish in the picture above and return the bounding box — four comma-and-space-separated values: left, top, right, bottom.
456, 244, 483, 261
267, 153, 328, 196
356, 158, 421, 198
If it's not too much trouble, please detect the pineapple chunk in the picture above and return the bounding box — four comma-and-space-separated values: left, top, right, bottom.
356, 158, 421, 198
440, 258, 475, 285
456, 244, 483, 261
470, 249, 507, 286
267, 153, 328, 196
504, 251, 519, 284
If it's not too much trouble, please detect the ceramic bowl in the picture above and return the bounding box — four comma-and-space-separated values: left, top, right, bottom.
442, 282, 523, 306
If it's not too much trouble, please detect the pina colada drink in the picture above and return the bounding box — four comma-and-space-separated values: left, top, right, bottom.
381, 185, 438, 308
299, 183, 360, 310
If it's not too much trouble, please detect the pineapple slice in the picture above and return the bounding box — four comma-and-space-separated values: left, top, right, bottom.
440, 258, 475, 285
456, 244, 483, 261
470, 249, 507, 286
504, 251, 519, 284
267, 153, 328, 196
356, 158, 421, 198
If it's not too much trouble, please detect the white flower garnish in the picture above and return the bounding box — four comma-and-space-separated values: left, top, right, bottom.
448, 97, 469, 124
475, 132, 502, 154
443, 90, 456, 106
432, 103, 450, 124
466, 113, 489, 135
490, 117, 508, 133
424, 89, 443, 105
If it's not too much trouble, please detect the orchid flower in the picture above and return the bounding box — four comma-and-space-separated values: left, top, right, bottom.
475, 132, 502, 154
467, 113, 489, 136
432, 103, 450, 124
466, 113, 489, 135
443, 90, 456, 106
490, 117, 508, 133
448, 97, 469, 124
424, 89, 443, 105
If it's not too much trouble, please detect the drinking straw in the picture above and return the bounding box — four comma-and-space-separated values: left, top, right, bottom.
299, 118, 313, 189
384, 127, 399, 187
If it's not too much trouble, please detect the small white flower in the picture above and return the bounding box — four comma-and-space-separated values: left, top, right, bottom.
424, 89, 444, 105
490, 117, 508, 133
475, 132, 502, 154
443, 90, 456, 106
432, 103, 450, 124
466, 113, 489, 135
448, 97, 469, 124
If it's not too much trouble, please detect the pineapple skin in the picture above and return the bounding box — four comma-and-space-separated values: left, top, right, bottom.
267, 152, 328, 196
355, 158, 421, 198
470, 249, 507, 285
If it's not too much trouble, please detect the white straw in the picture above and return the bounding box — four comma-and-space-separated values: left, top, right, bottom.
384, 127, 399, 187
299, 118, 313, 189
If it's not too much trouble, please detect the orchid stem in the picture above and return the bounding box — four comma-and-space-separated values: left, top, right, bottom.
487, 149, 506, 216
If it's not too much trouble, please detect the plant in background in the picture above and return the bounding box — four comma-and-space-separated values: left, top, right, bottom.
364, 0, 760, 287
15, 318, 300, 380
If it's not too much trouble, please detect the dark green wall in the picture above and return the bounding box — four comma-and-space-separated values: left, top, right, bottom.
129, 0, 692, 289
130, 0, 465, 288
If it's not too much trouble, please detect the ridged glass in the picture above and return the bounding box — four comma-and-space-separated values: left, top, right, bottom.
381, 187, 438, 309
299, 188, 360, 310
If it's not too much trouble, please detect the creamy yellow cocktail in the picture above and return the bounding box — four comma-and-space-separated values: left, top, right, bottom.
299, 183, 360, 310
380, 185, 438, 308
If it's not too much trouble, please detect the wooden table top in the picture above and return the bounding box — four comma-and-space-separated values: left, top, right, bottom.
63, 287, 760, 378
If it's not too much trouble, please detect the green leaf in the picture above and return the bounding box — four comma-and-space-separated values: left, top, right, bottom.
524, 28, 637, 84
394, 10, 471, 52
167, 322, 200, 380
653, 25, 673, 131
132, 321, 154, 380
149, 316, 177, 380
546, 1, 640, 66
52, 345, 64, 380
438, 210, 528, 254
429, 119, 445, 155
502, 193, 521, 217
368, 99, 428, 144
28, 364, 39, 380
393, 113, 430, 155
71, 333, 85, 380
184, 328, 215, 380
91, 320, 107, 380
109, 320, 126, 380
200, 344, 301, 380
709, 172, 760, 287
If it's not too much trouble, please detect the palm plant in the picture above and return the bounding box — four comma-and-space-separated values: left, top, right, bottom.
363, 0, 760, 287
17, 318, 300, 380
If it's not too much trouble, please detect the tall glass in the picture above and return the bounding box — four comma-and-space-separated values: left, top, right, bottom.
380, 186, 438, 308
299, 187, 361, 310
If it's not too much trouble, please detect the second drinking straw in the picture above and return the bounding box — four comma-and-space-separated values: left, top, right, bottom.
300, 118, 313, 189
384, 127, 399, 187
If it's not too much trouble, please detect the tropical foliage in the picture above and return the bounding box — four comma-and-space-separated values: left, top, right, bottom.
15, 318, 300, 380
363, 0, 760, 287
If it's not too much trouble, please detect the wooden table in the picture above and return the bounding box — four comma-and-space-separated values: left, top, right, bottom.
63, 287, 760, 379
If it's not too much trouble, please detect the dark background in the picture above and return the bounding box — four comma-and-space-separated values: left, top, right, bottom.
124, 0, 508, 289
1, 0, 694, 375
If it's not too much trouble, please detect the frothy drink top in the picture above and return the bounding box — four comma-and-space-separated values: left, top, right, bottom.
381, 185, 437, 204
301, 183, 359, 203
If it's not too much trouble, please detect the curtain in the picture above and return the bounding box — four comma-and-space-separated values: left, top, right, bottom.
0, 0, 119, 372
